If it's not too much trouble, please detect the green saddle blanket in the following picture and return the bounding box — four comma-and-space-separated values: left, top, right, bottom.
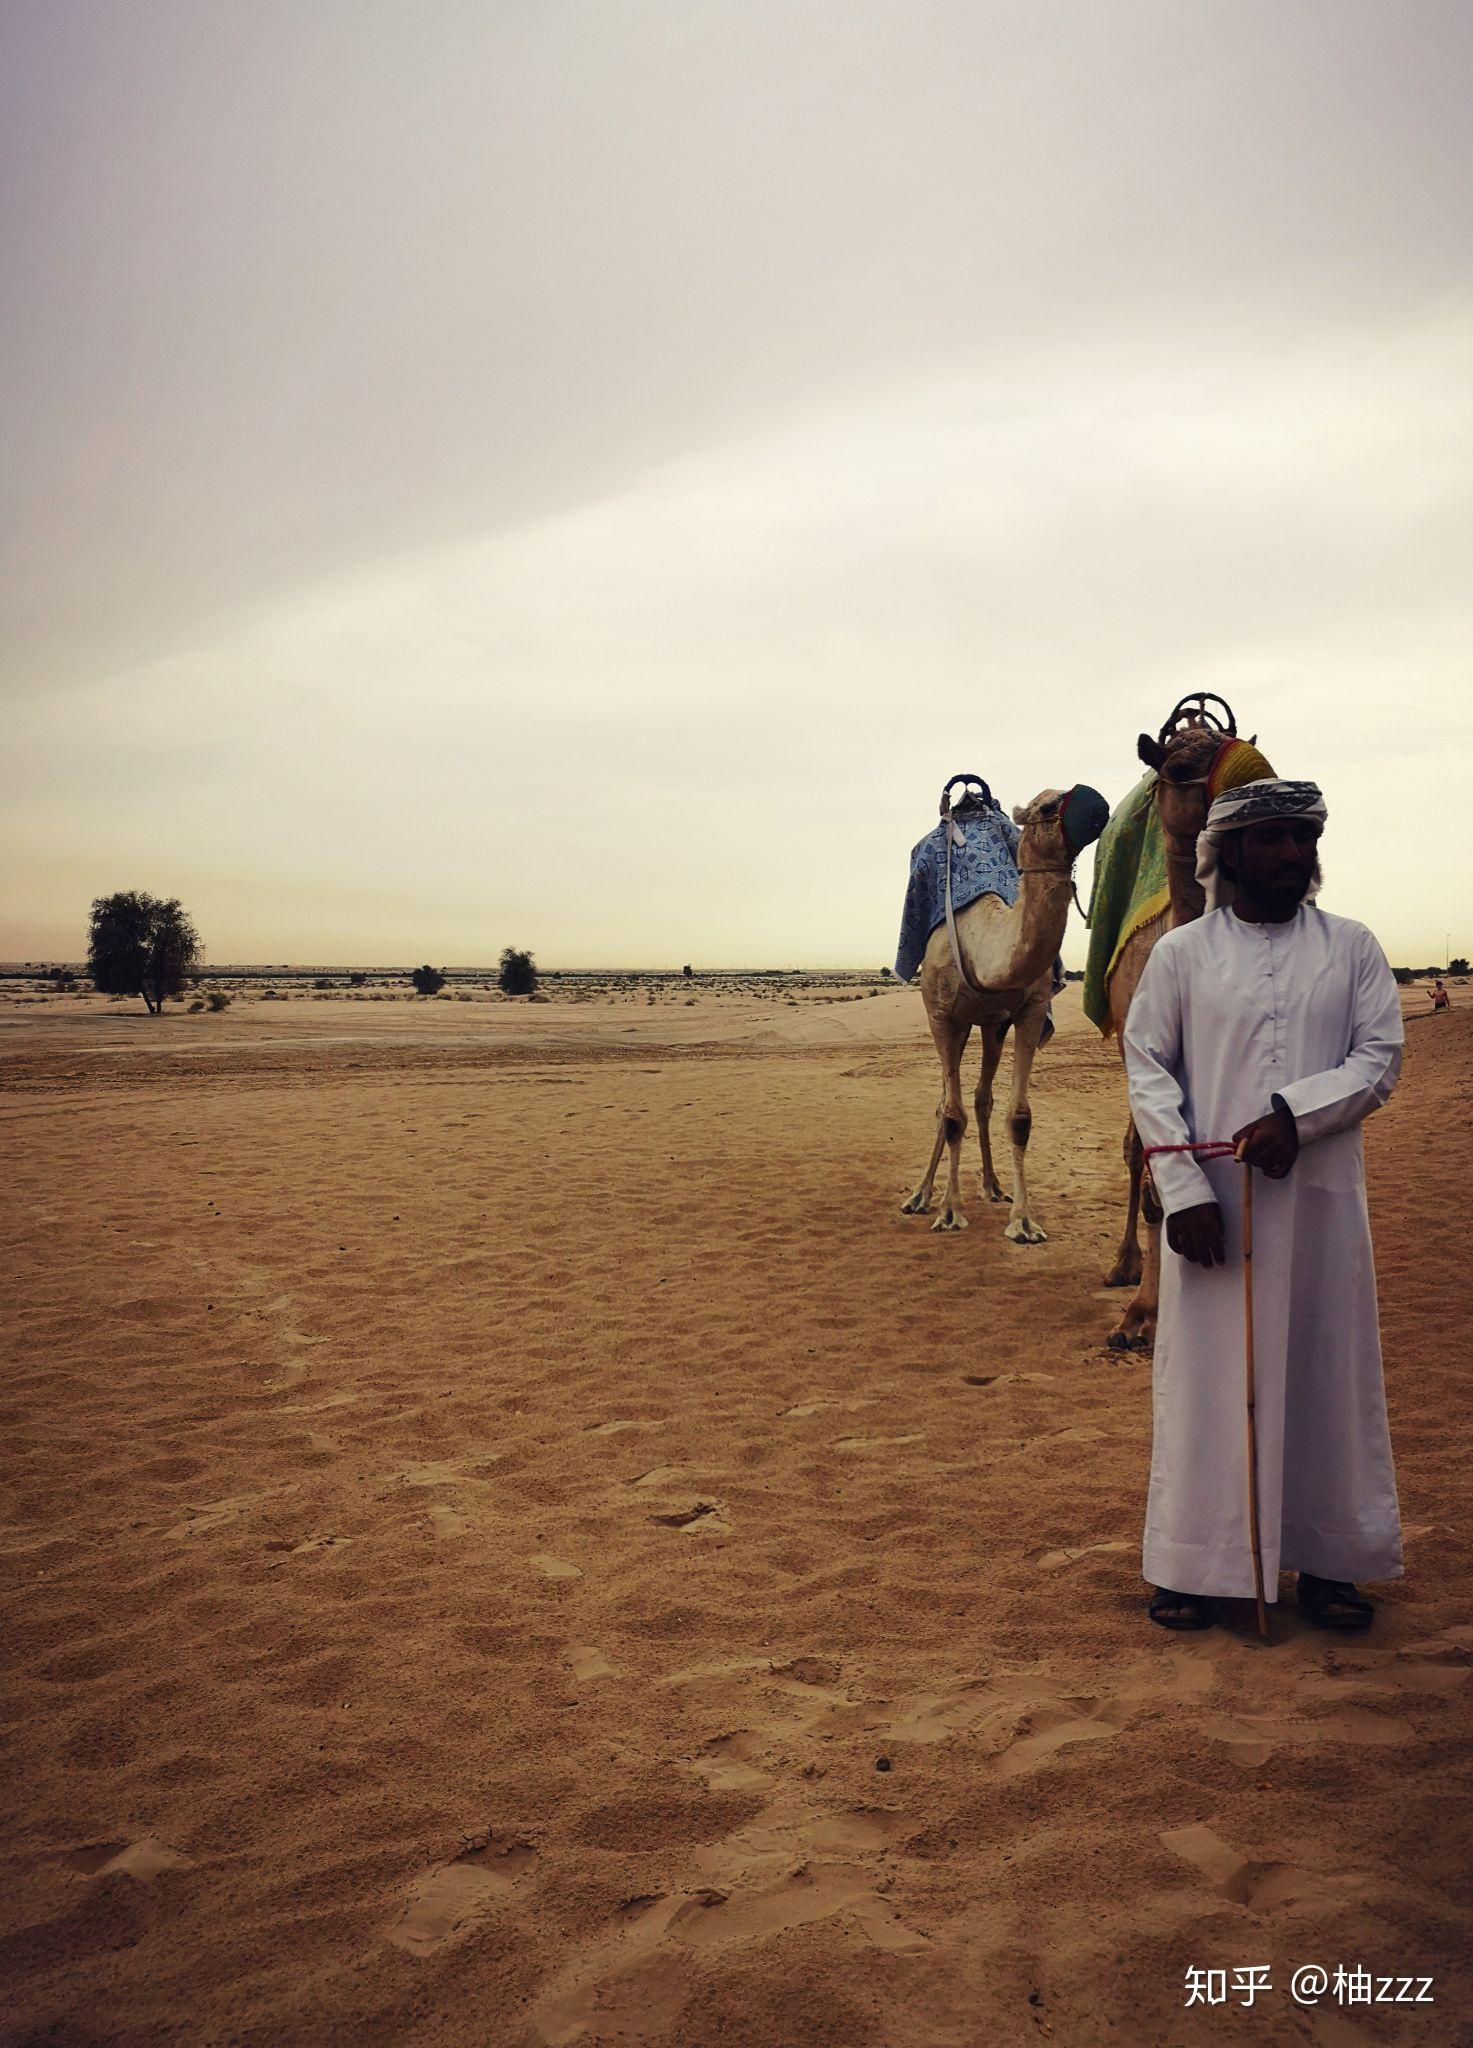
1081, 772, 1169, 1033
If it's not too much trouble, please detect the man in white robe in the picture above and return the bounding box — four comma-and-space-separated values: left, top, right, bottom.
1123, 779, 1404, 1630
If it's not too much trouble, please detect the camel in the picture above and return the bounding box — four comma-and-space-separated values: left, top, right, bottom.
1097, 695, 1271, 1349
901, 782, 1106, 1241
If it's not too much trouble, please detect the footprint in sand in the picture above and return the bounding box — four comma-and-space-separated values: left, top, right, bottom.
684, 1731, 772, 1792
1299, 1630, 1473, 1702
961, 1372, 1057, 1389
535, 1554, 583, 1580
880, 1681, 998, 1744
648, 1501, 730, 1533
280, 1327, 329, 1355
1204, 1705, 1413, 1768
656, 1655, 776, 1692
400, 1460, 474, 1487
1161, 1823, 1369, 1913
431, 1505, 467, 1540
566, 1645, 616, 1684
992, 1698, 1128, 1778
797, 1808, 912, 1856
1301, 1661, 1469, 1703
527, 1865, 924, 2044
781, 1397, 875, 1420
167, 1490, 284, 1540
265, 1534, 353, 1568
65, 1838, 194, 1881
628, 1465, 689, 1488
771, 1656, 843, 1687
875, 1675, 1129, 1775
665, 1867, 927, 1954
385, 1837, 536, 1955
1030, 1540, 1133, 1571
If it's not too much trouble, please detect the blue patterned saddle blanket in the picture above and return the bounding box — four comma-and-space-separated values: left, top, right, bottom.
894, 802, 1021, 984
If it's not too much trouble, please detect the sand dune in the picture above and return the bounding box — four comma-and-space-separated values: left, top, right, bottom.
2, 984, 1469, 2045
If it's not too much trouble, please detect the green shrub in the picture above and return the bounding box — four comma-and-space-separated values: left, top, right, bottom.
87, 890, 201, 1014
499, 948, 538, 996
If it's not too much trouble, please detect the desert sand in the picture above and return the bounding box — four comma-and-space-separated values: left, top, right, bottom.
3, 979, 1470, 2046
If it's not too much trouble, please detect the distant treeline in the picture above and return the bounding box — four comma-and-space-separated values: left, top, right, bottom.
7, 963, 902, 982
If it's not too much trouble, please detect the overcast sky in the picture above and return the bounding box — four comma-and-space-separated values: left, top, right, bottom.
3, 0, 1470, 967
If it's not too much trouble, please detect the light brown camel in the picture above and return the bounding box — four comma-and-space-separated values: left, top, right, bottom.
1102, 700, 1270, 1349
901, 786, 1102, 1241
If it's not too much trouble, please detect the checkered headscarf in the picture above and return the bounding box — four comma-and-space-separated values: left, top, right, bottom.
1196, 778, 1326, 911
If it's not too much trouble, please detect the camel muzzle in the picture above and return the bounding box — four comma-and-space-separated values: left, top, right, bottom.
1059, 784, 1109, 859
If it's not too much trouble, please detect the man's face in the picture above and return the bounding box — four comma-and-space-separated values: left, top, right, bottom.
1223, 819, 1322, 911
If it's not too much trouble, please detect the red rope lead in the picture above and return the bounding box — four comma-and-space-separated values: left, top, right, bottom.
1142, 1140, 1240, 1160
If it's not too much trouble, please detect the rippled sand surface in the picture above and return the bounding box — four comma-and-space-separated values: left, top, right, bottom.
3, 984, 1468, 2046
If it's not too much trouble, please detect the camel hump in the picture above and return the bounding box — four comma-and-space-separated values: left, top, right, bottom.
895, 803, 1021, 984
1081, 774, 1168, 1031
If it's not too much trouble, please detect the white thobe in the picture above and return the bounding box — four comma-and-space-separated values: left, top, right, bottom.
1123, 905, 1404, 1599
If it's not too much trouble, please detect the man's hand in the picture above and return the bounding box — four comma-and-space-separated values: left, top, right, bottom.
1232, 1104, 1299, 1179
1167, 1202, 1226, 1268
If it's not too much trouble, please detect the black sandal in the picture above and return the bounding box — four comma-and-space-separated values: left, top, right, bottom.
1148, 1587, 1218, 1631
1296, 1573, 1373, 1631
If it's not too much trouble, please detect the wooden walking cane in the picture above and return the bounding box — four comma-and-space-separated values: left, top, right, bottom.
1241, 1161, 1269, 1638
1144, 1135, 1272, 1634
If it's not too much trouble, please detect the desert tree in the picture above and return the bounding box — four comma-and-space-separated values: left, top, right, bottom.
499, 947, 538, 996
410, 964, 446, 995
87, 891, 201, 1013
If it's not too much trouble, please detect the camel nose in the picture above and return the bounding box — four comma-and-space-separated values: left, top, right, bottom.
1059, 784, 1109, 855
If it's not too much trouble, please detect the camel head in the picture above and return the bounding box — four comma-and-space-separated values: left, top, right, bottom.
1010, 784, 1110, 870
1136, 696, 1272, 851
1143, 724, 1226, 849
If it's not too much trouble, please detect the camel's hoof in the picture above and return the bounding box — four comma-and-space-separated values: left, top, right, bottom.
900, 1191, 931, 1215
1107, 1326, 1153, 1353
982, 1183, 1008, 1204
932, 1210, 969, 1233
1103, 1260, 1143, 1289
1005, 1220, 1048, 1245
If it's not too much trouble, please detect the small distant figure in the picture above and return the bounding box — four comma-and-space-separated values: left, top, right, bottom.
1431, 979, 1452, 1012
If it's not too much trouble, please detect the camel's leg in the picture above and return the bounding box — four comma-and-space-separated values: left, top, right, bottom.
901, 1012, 972, 1230
974, 1023, 1008, 1203
1002, 1013, 1048, 1245
900, 1100, 949, 1216
1103, 1117, 1145, 1287
1108, 1166, 1161, 1351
